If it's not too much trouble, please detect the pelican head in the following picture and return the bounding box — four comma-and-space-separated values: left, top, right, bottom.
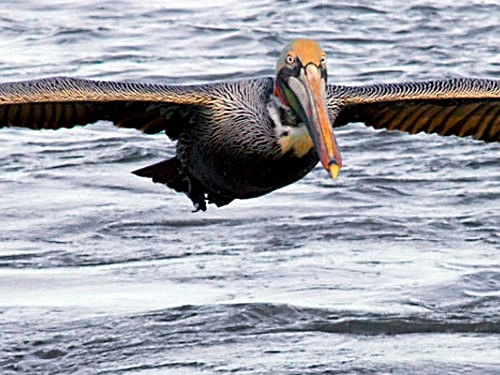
274, 39, 342, 179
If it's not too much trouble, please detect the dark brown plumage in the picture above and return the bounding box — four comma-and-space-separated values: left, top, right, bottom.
0, 39, 499, 210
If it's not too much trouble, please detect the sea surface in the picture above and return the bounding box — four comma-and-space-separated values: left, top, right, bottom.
0, 1, 499, 374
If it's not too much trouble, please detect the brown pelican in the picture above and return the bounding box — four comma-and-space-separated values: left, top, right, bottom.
0, 39, 499, 210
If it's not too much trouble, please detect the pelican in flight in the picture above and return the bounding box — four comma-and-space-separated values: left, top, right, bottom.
0, 39, 499, 210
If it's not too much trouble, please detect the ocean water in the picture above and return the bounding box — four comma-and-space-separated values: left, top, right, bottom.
0, 1, 499, 373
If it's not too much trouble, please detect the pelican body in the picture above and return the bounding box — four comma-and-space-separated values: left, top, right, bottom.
139, 76, 326, 210
0, 39, 499, 210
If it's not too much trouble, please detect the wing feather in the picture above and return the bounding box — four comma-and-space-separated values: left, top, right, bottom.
330, 78, 500, 142
0, 76, 215, 135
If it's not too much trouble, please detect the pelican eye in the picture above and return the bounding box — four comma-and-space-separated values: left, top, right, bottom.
286, 54, 295, 65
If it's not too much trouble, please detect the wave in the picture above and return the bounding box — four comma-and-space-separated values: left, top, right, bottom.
143, 302, 500, 336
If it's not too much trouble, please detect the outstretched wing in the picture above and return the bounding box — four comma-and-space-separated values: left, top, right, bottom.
0, 77, 216, 138
329, 78, 500, 142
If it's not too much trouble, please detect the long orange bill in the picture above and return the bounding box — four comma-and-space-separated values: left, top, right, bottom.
287, 64, 342, 179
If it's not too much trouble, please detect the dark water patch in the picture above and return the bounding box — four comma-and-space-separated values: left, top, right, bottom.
191, 24, 241, 35
99, 361, 207, 374
104, 217, 247, 230
2, 303, 499, 374
455, 3, 500, 13
456, 191, 500, 205
143, 302, 500, 336
311, 4, 386, 15
465, 158, 500, 170
52, 26, 107, 43
0, 250, 68, 269
467, 24, 500, 37
407, 4, 441, 14
329, 36, 396, 45
33, 348, 67, 360
0, 243, 199, 270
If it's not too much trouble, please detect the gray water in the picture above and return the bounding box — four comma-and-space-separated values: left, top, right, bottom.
0, 1, 499, 374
